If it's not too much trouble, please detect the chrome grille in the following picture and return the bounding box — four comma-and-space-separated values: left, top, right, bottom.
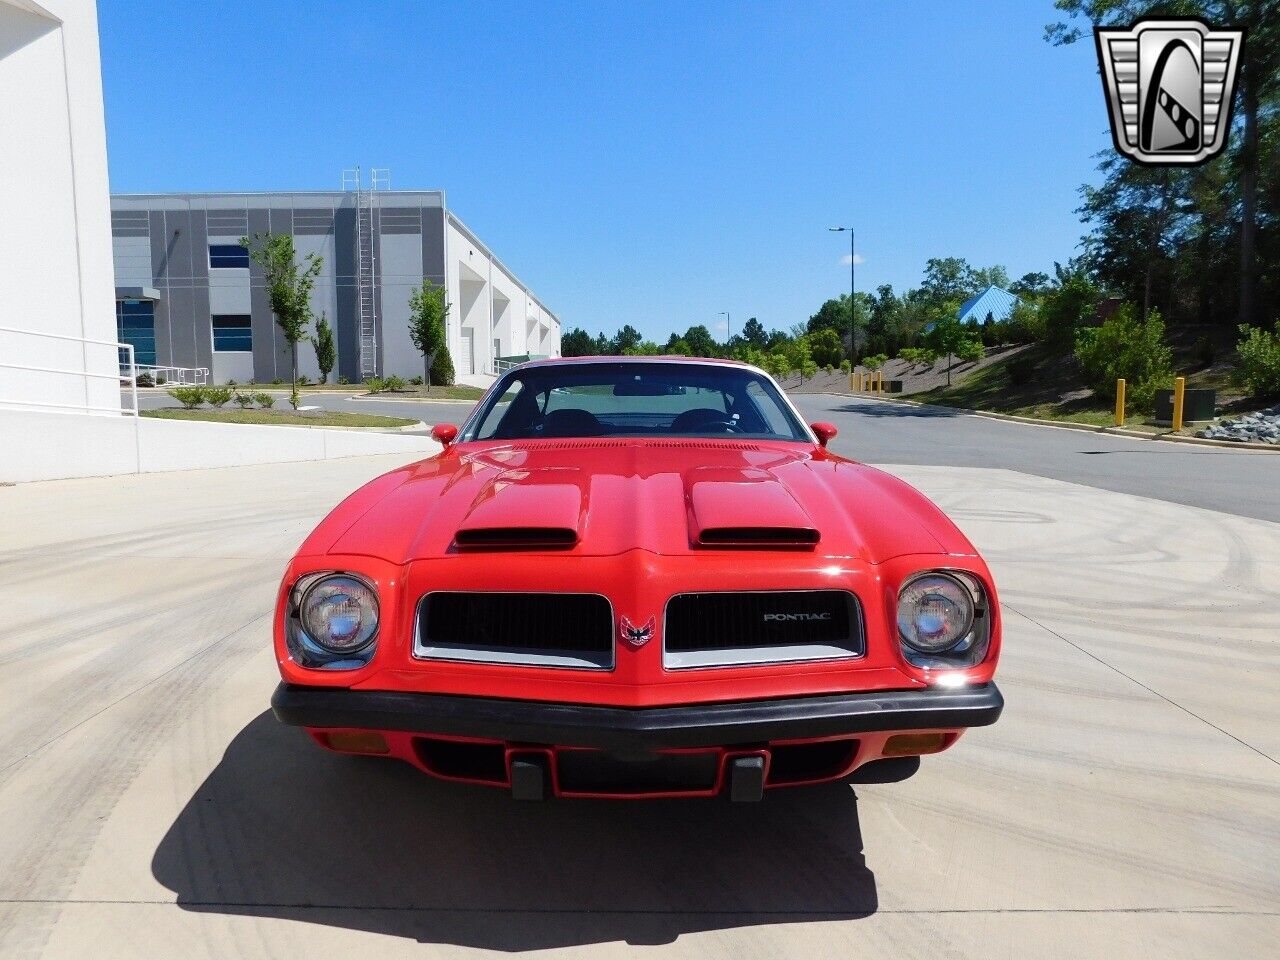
663, 590, 863, 669
415, 592, 614, 670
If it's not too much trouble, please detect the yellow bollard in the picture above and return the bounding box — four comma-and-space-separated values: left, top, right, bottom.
849, 370, 855, 393
854, 371, 863, 392
1172, 376, 1186, 432
1114, 378, 1126, 427
879, 371, 885, 394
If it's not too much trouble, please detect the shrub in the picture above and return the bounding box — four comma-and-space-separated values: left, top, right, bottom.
233, 391, 254, 409
1074, 304, 1173, 412
1236, 323, 1280, 398
1006, 301, 1047, 344
337, 375, 350, 385
863, 353, 889, 371
253, 392, 275, 409
384, 374, 407, 392
155, 375, 167, 385
431, 346, 456, 386
955, 338, 985, 364
271, 377, 283, 386
205, 386, 232, 408
409, 375, 424, 386
289, 383, 301, 410
363, 376, 386, 394
898, 346, 937, 370
839, 359, 851, 373
168, 386, 205, 409
135, 372, 154, 388
296, 374, 311, 387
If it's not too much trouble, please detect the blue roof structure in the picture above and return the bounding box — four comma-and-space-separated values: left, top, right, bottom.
957, 285, 1021, 324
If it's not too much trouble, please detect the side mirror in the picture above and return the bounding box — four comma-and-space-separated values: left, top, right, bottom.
431, 423, 459, 447
810, 422, 838, 448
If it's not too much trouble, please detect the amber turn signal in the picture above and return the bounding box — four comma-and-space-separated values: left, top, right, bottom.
324, 731, 391, 754
882, 732, 948, 757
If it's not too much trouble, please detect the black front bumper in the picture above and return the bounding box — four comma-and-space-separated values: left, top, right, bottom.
271, 682, 1003, 751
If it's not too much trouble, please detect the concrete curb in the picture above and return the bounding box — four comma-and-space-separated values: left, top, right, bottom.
828, 393, 1280, 453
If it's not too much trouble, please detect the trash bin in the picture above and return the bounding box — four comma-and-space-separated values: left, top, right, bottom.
1155, 388, 1216, 425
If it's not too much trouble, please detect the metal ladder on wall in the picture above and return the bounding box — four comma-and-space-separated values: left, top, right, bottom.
342, 167, 390, 380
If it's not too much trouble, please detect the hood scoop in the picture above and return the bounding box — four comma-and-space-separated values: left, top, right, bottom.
686, 467, 820, 550
454, 471, 583, 551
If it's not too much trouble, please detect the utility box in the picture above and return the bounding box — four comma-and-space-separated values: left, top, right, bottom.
885, 380, 904, 394
1155, 388, 1216, 425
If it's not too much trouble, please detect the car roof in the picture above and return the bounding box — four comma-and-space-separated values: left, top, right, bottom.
518, 355, 752, 370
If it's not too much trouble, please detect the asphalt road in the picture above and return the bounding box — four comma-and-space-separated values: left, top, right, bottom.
139, 389, 1278, 522
2, 453, 1276, 958
791, 394, 1279, 524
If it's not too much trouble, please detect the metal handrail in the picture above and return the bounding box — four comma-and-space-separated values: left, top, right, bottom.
0, 326, 138, 416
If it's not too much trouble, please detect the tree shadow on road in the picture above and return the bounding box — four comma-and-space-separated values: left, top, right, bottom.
152, 713, 879, 950
823, 402, 963, 418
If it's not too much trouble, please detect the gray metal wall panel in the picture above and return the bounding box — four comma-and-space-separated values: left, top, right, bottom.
189, 209, 213, 371
334, 207, 359, 382
422, 206, 446, 282
113, 236, 152, 287
246, 208, 278, 381
149, 211, 174, 366
379, 232, 427, 379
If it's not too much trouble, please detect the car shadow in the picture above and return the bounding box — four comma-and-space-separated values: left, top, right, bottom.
152, 712, 880, 950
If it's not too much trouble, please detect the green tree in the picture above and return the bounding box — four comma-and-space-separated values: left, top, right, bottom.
561, 327, 596, 357
310, 312, 336, 384
741, 317, 768, 348
1074, 303, 1174, 411
1048, 0, 1280, 328
242, 233, 322, 388
1011, 271, 1052, 299
1040, 264, 1101, 348
407, 279, 451, 391
611, 324, 643, 354
675, 325, 718, 357
807, 327, 844, 367
920, 257, 978, 306
925, 301, 980, 385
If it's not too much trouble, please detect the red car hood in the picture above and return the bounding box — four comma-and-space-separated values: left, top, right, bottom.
300, 439, 976, 564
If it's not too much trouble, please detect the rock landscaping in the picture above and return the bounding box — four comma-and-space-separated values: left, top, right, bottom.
1198, 405, 1280, 444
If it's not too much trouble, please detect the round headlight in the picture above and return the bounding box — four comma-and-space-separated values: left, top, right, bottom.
299, 575, 379, 652
897, 573, 974, 653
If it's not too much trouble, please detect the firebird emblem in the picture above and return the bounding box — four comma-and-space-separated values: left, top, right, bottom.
619, 615, 655, 648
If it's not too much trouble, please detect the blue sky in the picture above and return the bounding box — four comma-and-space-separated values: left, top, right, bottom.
99, 1, 1106, 342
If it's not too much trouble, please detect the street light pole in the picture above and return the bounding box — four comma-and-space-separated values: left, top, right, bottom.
828, 227, 855, 362
718, 310, 731, 348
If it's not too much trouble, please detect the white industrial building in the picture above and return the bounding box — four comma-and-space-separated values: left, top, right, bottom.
110, 188, 561, 385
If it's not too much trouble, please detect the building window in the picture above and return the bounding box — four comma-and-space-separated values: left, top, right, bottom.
212, 314, 253, 352
116, 300, 156, 366
209, 244, 250, 269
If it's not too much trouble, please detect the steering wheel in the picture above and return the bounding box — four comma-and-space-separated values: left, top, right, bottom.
697, 417, 743, 434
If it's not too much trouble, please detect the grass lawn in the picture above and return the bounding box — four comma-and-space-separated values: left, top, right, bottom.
913, 344, 1166, 430
361, 385, 486, 401
142, 408, 418, 428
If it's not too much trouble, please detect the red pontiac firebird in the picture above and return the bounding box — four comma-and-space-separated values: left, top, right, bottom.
271, 357, 1003, 800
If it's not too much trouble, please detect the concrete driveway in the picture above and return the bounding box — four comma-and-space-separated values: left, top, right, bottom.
1, 444, 1277, 958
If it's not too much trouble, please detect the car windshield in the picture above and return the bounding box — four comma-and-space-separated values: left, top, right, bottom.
463, 362, 810, 442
